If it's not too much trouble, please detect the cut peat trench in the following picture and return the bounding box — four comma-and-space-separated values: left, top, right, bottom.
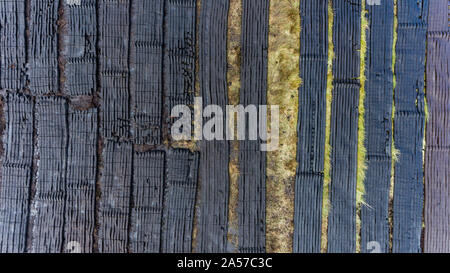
0, 0, 27, 91
238, 0, 269, 253
424, 0, 450, 253
294, 0, 328, 254
392, 0, 429, 253
360, 0, 395, 253
327, 0, 362, 253
164, 0, 196, 132
130, 150, 165, 253
196, 0, 231, 253
32, 97, 68, 253
28, 0, 60, 95
161, 149, 199, 253
98, 0, 131, 141
63, 0, 98, 253
129, 0, 164, 146
0, 93, 33, 253
64, 109, 98, 253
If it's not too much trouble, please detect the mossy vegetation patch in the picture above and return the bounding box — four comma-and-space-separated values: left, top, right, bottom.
266, 0, 300, 253
322, 1, 335, 253
356, 0, 369, 253
227, 0, 242, 252
389, 0, 399, 251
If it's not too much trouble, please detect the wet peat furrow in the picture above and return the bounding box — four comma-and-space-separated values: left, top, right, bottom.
0, 93, 33, 253
129, 0, 164, 145
161, 149, 199, 253
98, 0, 131, 140
63, 0, 97, 97
238, 0, 269, 253
129, 150, 165, 253
31, 97, 68, 253
63, 109, 98, 253
29, 0, 59, 95
424, 0, 450, 253
0, 0, 27, 91
163, 0, 196, 128
327, 0, 361, 253
392, 0, 428, 253
196, 0, 230, 253
360, 1, 394, 253
293, 0, 328, 254
98, 141, 132, 253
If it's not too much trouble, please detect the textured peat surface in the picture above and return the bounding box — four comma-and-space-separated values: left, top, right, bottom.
65, 109, 98, 253
164, 0, 196, 129
0, 0, 201, 253
424, 0, 450, 253
238, 0, 269, 253
98, 0, 131, 140
0, 0, 448, 253
392, 0, 428, 253
32, 97, 68, 253
327, 0, 361, 253
293, 0, 328, 254
0, 93, 33, 253
161, 149, 199, 253
360, 1, 394, 253
28, 1, 60, 95
196, 0, 231, 253
0, 0, 27, 90
64, 0, 97, 97
130, 150, 165, 253
130, 0, 163, 145
98, 140, 133, 253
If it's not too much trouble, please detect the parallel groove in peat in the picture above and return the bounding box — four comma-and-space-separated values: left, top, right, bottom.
392, 0, 428, 253
294, 0, 328, 254
424, 0, 450, 253
327, 0, 361, 253
238, 0, 269, 253
361, 1, 394, 253
196, 0, 231, 253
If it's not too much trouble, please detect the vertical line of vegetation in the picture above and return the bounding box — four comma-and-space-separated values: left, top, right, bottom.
266, 0, 300, 253
356, 0, 369, 253
322, 0, 334, 253
227, 0, 242, 252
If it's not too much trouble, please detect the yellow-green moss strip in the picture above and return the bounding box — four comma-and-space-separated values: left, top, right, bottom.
421, 1, 428, 237
423, 44, 428, 157
227, 0, 242, 252
356, 0, 369, 253
357, 2, 368, 206
389, 0, 399, 251
266, 0, 300, 253
191, 0, 202, 251
322, 0, 334, 253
